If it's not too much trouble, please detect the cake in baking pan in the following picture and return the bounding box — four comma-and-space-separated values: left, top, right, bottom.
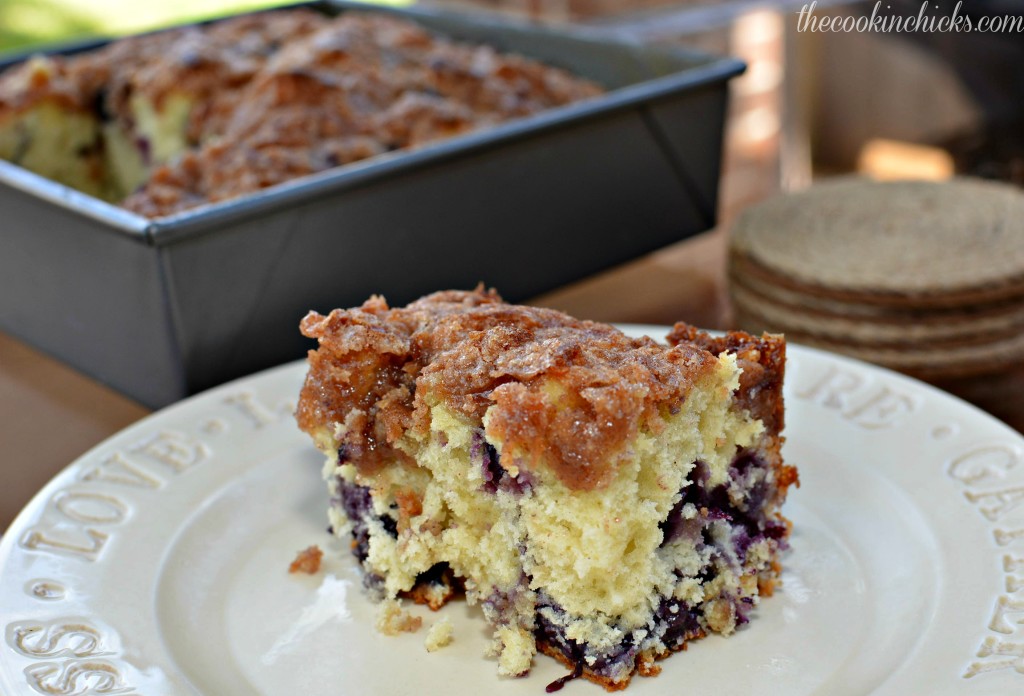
0, 9, 602, 216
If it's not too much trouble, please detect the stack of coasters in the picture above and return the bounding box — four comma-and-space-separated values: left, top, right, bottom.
728, 177, 1024, 381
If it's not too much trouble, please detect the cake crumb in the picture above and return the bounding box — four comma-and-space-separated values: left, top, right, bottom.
493, 625, 535, 676
288, 545, 323, 575
636, 652, 662, 677
704, 597, 736, 634
376, 599, 423, 636
424, 617, 454, 652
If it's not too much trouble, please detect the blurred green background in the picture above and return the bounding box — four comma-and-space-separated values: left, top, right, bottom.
0, 0, 405, 56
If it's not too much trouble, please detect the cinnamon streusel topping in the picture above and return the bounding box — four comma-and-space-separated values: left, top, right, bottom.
297, 288, 719, 490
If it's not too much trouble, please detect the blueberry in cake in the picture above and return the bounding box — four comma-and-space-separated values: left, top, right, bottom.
295, 288, 797, 690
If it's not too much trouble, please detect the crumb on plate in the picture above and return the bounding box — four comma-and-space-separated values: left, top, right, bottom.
377, 598, 423, 635
425, 617, 454, 652
288, 545, 323, 575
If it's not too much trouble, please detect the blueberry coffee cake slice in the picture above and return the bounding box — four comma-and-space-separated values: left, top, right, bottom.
295, 288, 797, 690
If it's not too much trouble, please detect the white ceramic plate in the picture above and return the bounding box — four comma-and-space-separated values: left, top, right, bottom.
2, 326, 1024, 695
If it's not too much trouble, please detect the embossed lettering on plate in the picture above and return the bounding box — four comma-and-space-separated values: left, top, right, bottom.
17, 489, 132, 564
951, 440, 1024, 679
988, 596, 1024, 635
53, 492, 128, 526
201, 418, 228, 435
23, 659, 130, 695
225, 391, 294, 429
78, 453, 163, 490
7, 621, 107, 659
965, 486, 1024, 522
964, 637, 1024, 678
948, 444, 1021, 487
18, 527, 108, 562
8, 608, 141, 693
25, 580, 66, 602
995, 527, 1024, 546
795, 365, 919, 429
129, 431, 209, 473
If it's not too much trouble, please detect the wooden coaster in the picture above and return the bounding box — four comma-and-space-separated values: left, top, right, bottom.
730, 275, 1024, 348
730, 177, 1024, 308
735, 305, 1024, 379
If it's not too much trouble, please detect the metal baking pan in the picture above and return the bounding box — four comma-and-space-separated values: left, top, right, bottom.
0, 0, 743, 408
